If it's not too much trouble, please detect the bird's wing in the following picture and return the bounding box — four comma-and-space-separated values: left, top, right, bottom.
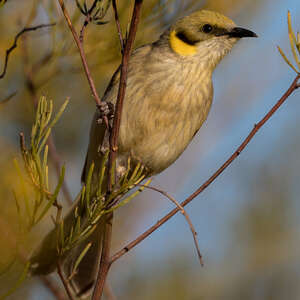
81, 44, 153, 184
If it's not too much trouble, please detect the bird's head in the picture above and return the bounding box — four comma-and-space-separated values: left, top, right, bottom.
169, 10, 257, 68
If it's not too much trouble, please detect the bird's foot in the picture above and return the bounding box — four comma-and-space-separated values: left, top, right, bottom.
97, 101, 114, 124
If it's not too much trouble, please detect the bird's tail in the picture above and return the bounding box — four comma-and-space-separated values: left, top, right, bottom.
29, 192, 104, 298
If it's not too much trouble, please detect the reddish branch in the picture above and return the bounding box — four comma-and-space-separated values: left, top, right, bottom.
138, 184, 204, 266
92, 213, 114, 300
40, 276, 67, 300
56, 0, 104, 111
0, 91, 17, 105
112, 0, 124, 51
57, 261, 75, 300
94, 1, 143, 299
110, 73, 300, 264
107, 0, 143, 190
0, 23, 55, 79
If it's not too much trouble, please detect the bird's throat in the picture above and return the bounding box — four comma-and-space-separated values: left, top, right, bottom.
169, 30, 197, 56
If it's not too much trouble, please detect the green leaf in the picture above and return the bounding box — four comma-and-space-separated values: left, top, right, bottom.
72, 242, 92, 276
85, 163, 95, 215
35, 165, 65, 224
287, 11, 300, 70
277, 46, 299, 73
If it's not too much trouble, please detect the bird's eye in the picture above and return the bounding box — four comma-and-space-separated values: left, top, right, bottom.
202, 24, 213, 33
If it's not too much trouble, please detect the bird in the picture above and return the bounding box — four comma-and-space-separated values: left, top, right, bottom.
29, 9, 257, 298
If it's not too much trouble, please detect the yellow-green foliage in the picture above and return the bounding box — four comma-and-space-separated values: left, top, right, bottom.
278, 11, 300, 73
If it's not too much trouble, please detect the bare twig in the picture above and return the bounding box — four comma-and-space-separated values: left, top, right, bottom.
92, 212, 113, 300
107, 0, 142, 191
0, 91, 17, 106
112, 0, 124, 51
138, 184, 204, 266
56, 0, 105, 117
91, 2, 143, 299
110, 74, 300, 264
40, 276, 67, 300
0, 23, 55, 79
79, 15, 90, 43
57, 261, 75, 300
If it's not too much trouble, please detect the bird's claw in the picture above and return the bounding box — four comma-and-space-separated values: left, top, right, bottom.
97, 101, 114, 124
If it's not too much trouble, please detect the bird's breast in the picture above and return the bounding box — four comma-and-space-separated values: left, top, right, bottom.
118, 61, 213, 174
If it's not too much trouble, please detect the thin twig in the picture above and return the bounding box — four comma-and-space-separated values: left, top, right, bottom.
92, 2, 143, 299
0, 91, 17, 106
92, 212, 113, 300
110, 74, 300, 264
40, 276, 67, 300
0, 23, 55, 79
57, 261, 75, 300
107, 0, 143, 191
112, 0, 124, 52
56, 0, 106, 116
138, 184, 204, 266
79, 14, 90, 43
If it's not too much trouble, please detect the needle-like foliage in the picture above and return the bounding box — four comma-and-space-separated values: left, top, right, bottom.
278, 11, 300, 73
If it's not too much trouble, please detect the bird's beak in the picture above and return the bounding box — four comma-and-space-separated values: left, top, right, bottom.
228, 27, 258, 38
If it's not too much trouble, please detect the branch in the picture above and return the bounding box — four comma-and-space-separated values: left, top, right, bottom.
92, 213, 113, 300
107, 0, 143, 190
93, 1, 143, 299
110, 73, 300, 264
57, 261, 75, 300
56, 0, 105, 114
112, 0, 124, 52
0, 91, 17, 106
40, 276, 67, 300
0, 23, 55, 79
138, 184, 204, 266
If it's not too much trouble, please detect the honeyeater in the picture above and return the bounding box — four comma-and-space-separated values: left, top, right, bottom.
30, 9, 257, 298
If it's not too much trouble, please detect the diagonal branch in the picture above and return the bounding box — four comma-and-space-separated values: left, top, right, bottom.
112, 0, 124, 52
57, 260, 75, 300
92, 212, 113, 300
0, 23, 55, 79
40, 276, 67, 300
110, 73, 300, 264
138, 184, 204, 266
0, 91, 17, 106
56, 0, 104, 111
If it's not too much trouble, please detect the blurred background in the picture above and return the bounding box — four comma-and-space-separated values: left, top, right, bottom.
1, 0, 300, 299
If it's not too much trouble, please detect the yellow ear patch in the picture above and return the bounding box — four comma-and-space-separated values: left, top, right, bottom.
169, 30, 197, 56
